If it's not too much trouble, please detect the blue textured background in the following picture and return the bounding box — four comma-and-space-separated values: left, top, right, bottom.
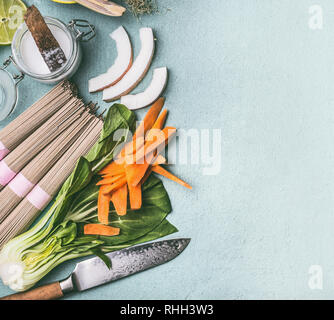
1, 0, 334, 299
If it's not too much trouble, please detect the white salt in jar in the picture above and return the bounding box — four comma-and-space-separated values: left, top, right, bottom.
11, 17, 95, 83
0, 17, 95, 121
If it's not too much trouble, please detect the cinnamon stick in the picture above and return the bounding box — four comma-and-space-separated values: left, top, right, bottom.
24, 5, 67, 73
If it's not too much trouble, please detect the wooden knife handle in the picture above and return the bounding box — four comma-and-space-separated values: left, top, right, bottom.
0, 282, 64, 300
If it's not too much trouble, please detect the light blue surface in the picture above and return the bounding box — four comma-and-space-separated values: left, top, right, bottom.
1, 0, 334, 299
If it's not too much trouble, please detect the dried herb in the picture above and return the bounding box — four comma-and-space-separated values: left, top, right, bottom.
124, 0, 158, 17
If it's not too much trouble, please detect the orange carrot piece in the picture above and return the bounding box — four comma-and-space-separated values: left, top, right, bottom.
124, 128, 176, 187
99, 161, 124, 175
101, 166, 125, 177
118, 98, 165, 159
133, 97, 165, 140
135, 155, 166, 187
145, 126, 176, 154
111, 184, 128, 216
140, 166, 153, 185
121, 136, 145, 157
102, 176, 127, 194
125, 152, 155, 187
96, 174, 125, 186
146, 109, 168, 140
84, 224, 120, 236
152, 165, 192, 189
128, 183, 142, 210
153, 154, 166, 166
98, 186, 111, 225
132, 127, 176, 165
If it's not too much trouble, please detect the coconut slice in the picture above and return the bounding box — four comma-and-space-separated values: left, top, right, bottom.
103, 27, 155, 102
120, 67, 168, 110
89, 26, 132, 93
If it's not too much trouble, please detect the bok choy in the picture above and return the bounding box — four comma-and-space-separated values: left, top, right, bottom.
0, 104, 177, 292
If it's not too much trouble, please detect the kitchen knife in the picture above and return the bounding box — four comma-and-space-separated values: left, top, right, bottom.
0, 238, 190, 300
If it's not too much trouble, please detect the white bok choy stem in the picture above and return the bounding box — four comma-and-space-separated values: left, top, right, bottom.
0, 104, 178, 293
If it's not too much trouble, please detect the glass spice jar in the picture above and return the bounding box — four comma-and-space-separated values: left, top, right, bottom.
0, 17, 95, 121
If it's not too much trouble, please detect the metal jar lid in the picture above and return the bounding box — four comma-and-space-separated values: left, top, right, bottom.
0, 58, 24, 122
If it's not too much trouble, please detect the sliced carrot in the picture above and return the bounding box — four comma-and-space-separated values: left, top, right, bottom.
99, 161, 124, 175
121, 136, 145, 157
126, 127, 176, 166
128, 183, 142, 210
152, 165, 192, 189
124, 128, 176, 187
101, 166, 125, 178
146, 109, 168, 140
134, 155, 166, 187
111, 184, 128, 216
140, 166, 153, 185
117, 98, 165, 160
84, 224, 120, 236
153, 154, 166, 166
125, 152, 155, 187
97, 186, 111, 225
101, 176, 127, 194
96, 174, 125, 186
145, 127, 176, 154
133, 97, 165, 140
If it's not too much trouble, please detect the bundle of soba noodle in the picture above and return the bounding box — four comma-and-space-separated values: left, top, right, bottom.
0, 79, 105, 248
0, 80, 76, 160
0, 96, 87, 190
0, 108, 95, 224
0, 116, 103, 247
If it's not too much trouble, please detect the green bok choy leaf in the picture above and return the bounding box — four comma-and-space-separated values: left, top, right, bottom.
0, 104, 177, 292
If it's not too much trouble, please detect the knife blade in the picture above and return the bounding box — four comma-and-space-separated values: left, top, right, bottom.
0, 238, 190, 300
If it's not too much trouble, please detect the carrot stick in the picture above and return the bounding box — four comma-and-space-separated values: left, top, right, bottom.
101, 166, 125, 178
99, 161, 124, 175
152, 165, 192, 189
144, 127, 176, 155
96, 174, 125, 186
146, 109, 168, 140
122, 136, 145, 157
153, 155, 166, 166
140, 166, 153, 185
118, 98, 165, 159
133, 155, 166, 188
125, 152, 155, 187
128, 183, 142, 210
124, 127, 176, 187
84, 224, 120, 236
97, 186, 111, 225
152, 166, 192, 189
101, 176, 127, 194
133, 97, 165, 140
111, 184, 128, 216
126, 127, 176, 165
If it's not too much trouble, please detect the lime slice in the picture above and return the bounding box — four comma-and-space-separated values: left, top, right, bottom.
51, 0, 76, 4
0, 0, 26, 45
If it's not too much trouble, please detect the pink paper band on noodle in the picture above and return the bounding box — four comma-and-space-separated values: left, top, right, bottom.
26, 185, 51, 210
0, 141, 9, 160
8, 173, 34, 198
0, 161, 16, 186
